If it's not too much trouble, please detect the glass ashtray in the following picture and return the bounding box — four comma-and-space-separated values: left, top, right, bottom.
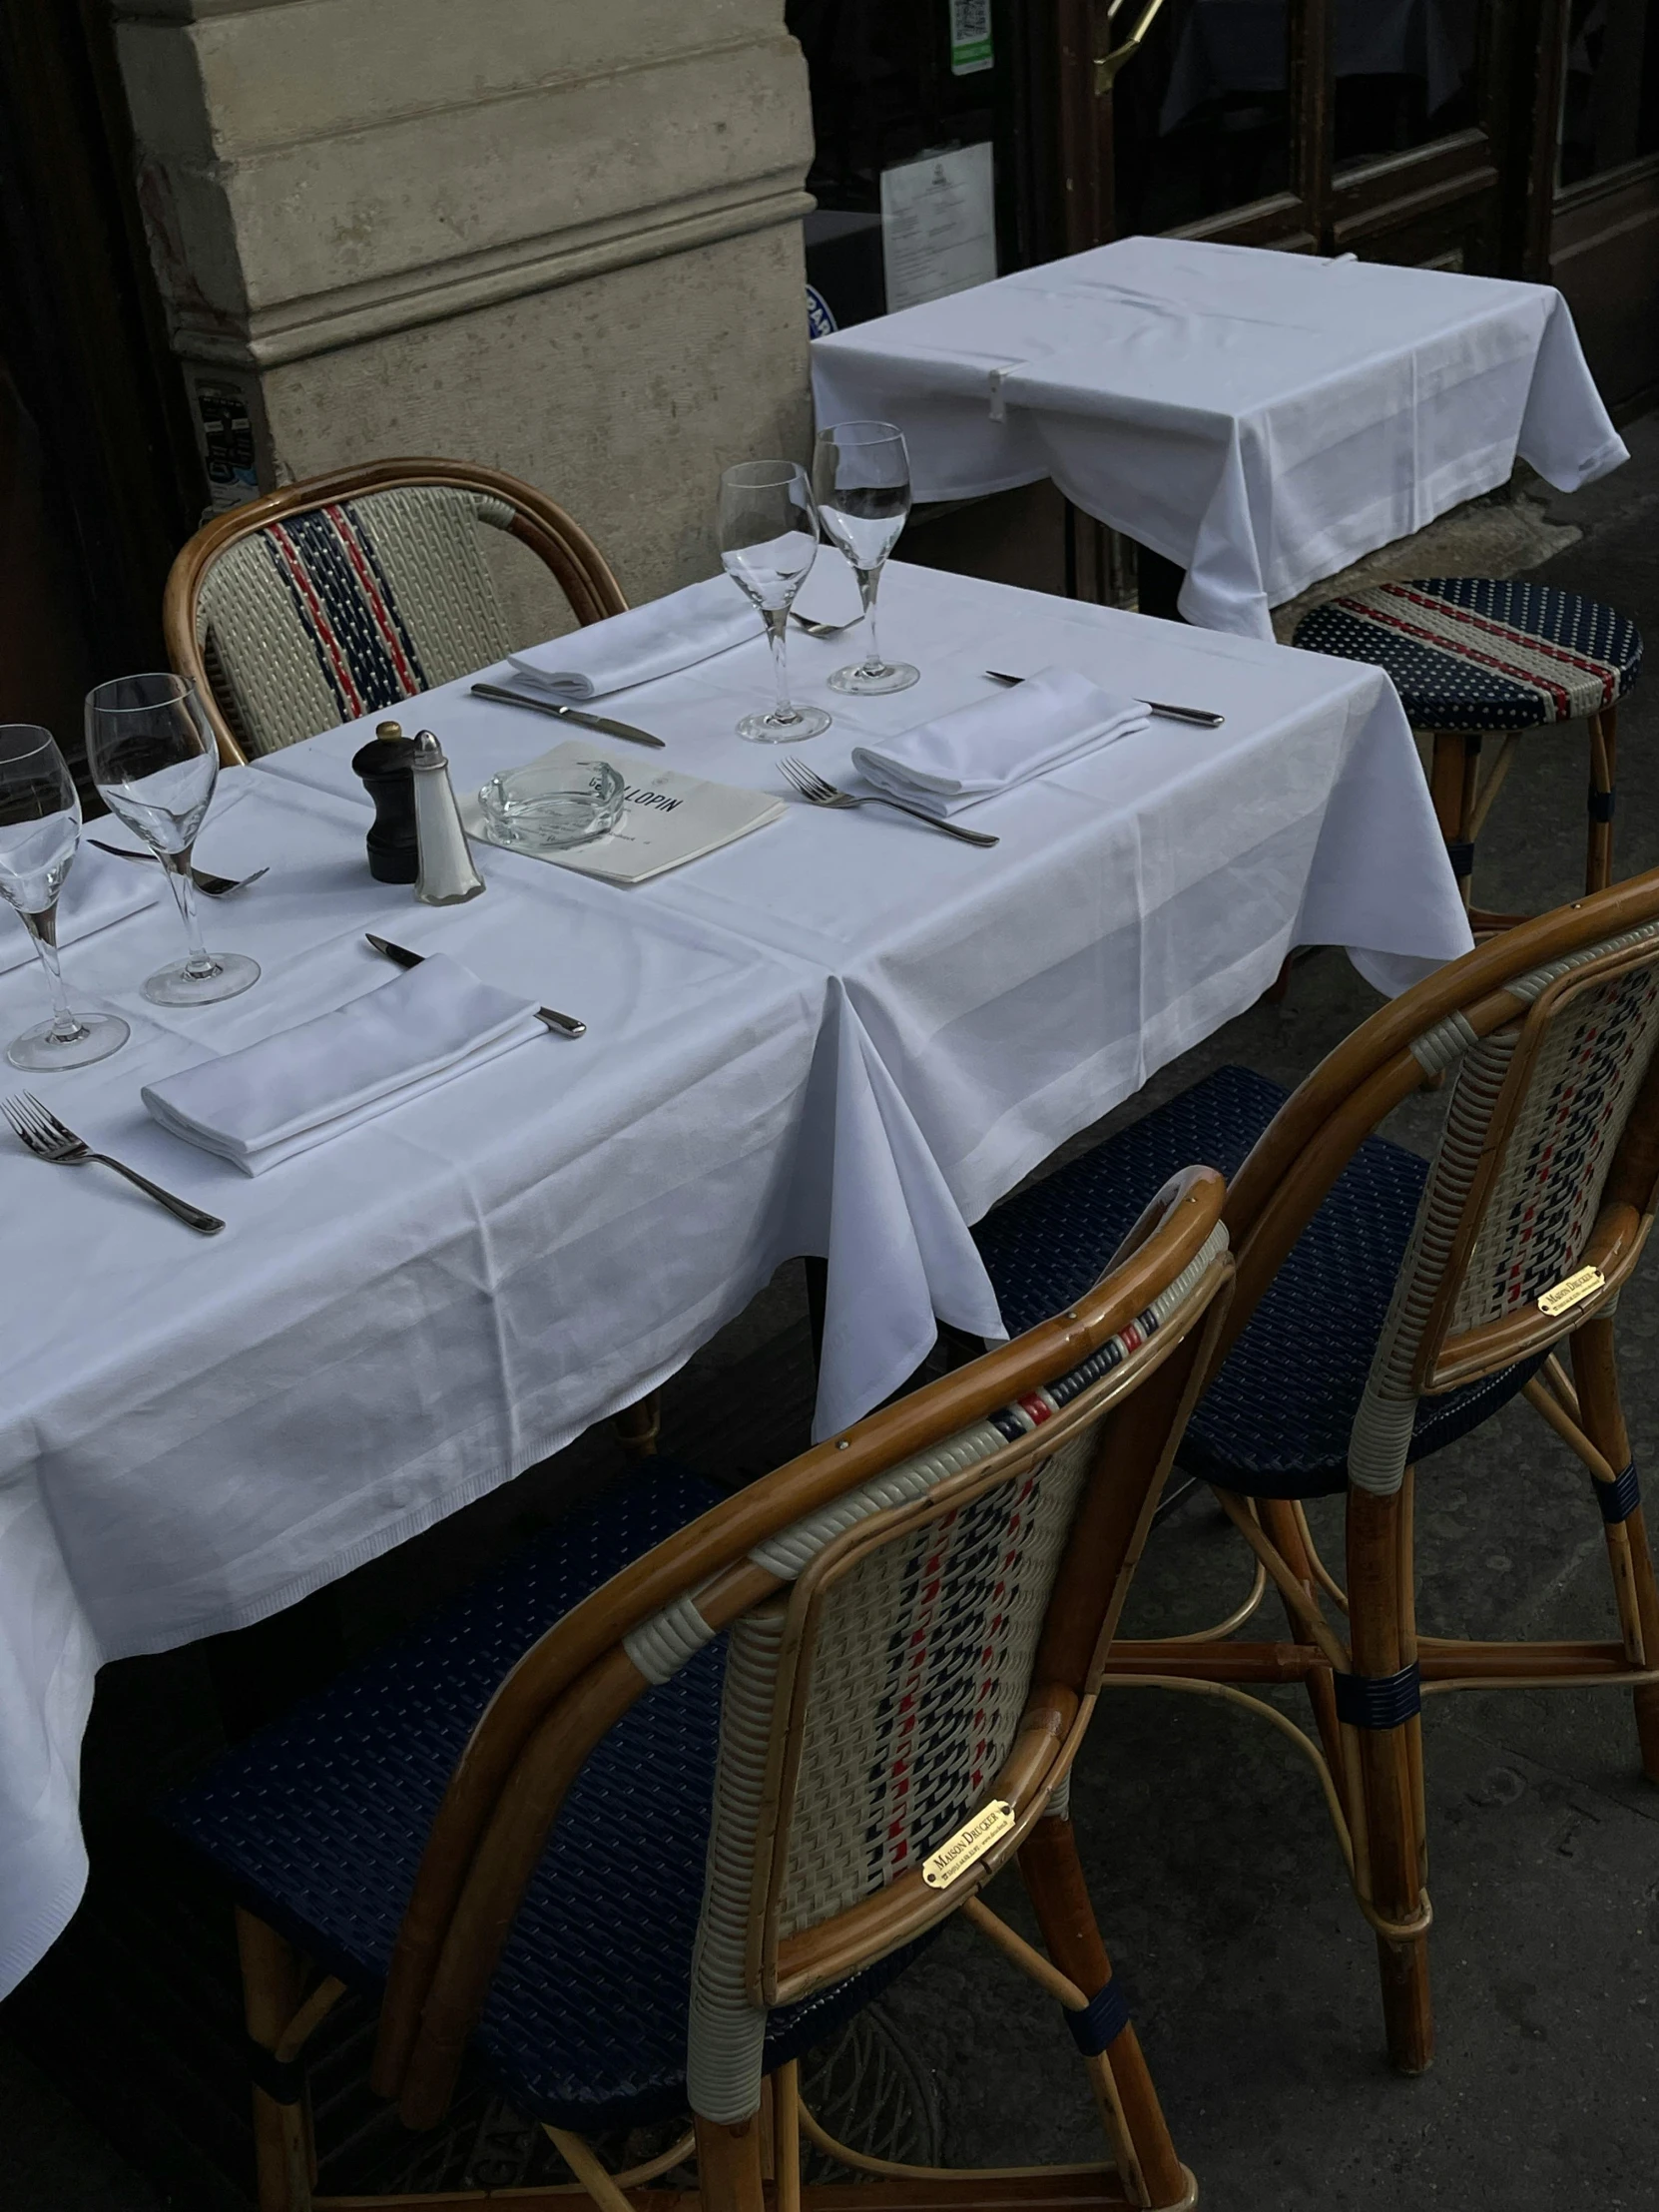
478, 758, 626, 849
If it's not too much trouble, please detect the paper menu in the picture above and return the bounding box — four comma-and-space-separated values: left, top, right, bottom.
460, 742, 784, 885
879, 143, 997, 314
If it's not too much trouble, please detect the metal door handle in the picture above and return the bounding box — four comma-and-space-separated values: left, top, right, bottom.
1095, 0, 1170, 91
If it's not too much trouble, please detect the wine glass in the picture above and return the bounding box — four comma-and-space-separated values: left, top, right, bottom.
717, 460, 832, 742
0, 726, 129, 1069
812, 421, 919, 695
85, 674, 259, 1006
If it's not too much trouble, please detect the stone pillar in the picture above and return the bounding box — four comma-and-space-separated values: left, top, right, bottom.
112, 0, 816, 610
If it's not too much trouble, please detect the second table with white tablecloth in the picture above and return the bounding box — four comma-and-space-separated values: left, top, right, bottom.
809, 237, 1628, 638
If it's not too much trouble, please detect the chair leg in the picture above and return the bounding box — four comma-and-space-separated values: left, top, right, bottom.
612, 1388, 661, 1459
1586, 706, 1618, 895
1019, 1813, 1189, 2210
235, 1908, 314, 2212
774, 2060, 802, 2212
1571, 1316, 1659, 1780
1261, 951, 1295, 1006
695, 2111, 768, 2212
1255, 1497, 1345, 1781
1427, 731, 1479, 914
1346, 1485, 1432, 2074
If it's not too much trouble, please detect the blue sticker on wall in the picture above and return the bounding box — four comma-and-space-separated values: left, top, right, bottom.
807, 284, 837, 338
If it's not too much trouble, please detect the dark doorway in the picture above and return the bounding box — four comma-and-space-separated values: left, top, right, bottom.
0, 0, 202, 769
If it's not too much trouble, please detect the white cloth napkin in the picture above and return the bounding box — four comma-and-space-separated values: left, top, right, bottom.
0, 842, 161, 976
507, 577, 762, 701
142, 954, 542, 1174
850, 668, 1150, 817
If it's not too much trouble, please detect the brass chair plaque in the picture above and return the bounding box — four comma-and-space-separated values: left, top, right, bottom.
921, 1800, 1015, 1889
1536, 1265, 1606, 1318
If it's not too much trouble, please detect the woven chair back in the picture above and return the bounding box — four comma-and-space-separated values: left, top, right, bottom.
164, 457, 626, 764
373, 1170, 1230, 2131
683, 1216, 1231, 2120
1350, 918, 1659, 1497
198, 485, 514, 757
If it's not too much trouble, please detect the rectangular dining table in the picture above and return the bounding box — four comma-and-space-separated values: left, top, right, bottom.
0, 558, 1472, 1998
810, 237, 1629, 638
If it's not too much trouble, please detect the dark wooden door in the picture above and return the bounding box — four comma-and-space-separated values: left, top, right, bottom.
0, 0, 202, 764
1544, 0, 1659, 410
1044, 0, 1541, 273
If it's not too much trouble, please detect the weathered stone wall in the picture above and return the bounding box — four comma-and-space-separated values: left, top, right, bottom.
113, 0, 816, 617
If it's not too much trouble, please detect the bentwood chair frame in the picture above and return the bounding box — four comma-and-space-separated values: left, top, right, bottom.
1424, 705, 1620, 934
1097, 876, 1659, 2075
163, 456, 627, 767
228, 1170, 1232, 2212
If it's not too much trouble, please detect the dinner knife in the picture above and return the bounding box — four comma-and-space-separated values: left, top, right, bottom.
365, 933, 586, 1038
469, 682, 666, 749
983, 670, 1225, 728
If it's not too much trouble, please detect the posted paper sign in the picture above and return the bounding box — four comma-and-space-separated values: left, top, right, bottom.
950, 0, 993, 74
879, 142, 996, 314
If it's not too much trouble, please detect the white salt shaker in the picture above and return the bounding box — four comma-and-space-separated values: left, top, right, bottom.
410, 730, 485, 905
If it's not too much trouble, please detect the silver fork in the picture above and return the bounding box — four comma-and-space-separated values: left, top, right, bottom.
778, 757, 999, 847
4, 1093, 225, 1234
87, 839, 270, 897
790, 612, 859, 639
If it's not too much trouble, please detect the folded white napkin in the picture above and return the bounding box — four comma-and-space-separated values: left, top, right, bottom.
0, 841, 161, 976
507, 576, 761, 701
142, 954, 541, 1174
849, 668, 1150, 818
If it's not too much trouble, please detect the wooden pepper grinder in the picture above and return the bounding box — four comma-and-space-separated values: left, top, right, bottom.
350, 717, 422, 882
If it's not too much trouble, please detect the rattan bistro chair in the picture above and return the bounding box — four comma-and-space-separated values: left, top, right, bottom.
1292, 577, 1642, 928
163, 457, 627, 766
164, 1169, 1231, 2212
973, 875, 1659, 2077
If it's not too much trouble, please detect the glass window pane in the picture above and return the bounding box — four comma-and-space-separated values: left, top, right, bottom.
1559, 0, 1659, 186
1113, 0, 1293, 235
786, 0, 994, 213
1332, 0, 1484, 173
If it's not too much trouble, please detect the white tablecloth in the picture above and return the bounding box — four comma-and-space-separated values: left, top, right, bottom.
259, 559, 1473, 1406
0, 771, 849, 1995
810, 238, 1628, 637
1, 560, 1471, 1997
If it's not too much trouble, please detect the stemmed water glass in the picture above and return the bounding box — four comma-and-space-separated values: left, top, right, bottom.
0, 726, 130, 1070
717, 460, 832, 742
85, 674, 260, 1006
812, 420, 919, 695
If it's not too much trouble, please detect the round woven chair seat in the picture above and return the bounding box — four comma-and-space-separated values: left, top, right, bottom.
975, 1064, 1543, 1500
1291, 577, 1642, 733
165, 1464, 929, 2132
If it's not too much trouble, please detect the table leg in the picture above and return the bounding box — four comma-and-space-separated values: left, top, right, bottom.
804, 1254, 828, 1370
1133, 544, 1187, 624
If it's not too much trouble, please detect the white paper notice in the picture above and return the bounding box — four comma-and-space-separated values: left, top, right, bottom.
879, 143, 997, 315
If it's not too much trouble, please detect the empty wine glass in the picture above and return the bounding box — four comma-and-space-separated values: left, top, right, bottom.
0, 725, 129, 1069
85, 674, 259, 1006
813, 421, 919, 695
718, 459, 832, 742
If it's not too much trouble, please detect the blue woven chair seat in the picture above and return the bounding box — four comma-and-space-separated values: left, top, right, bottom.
975, 1066, 1543, 1499
1291, 578, 1642, 734
164, 1463, 928, 2131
